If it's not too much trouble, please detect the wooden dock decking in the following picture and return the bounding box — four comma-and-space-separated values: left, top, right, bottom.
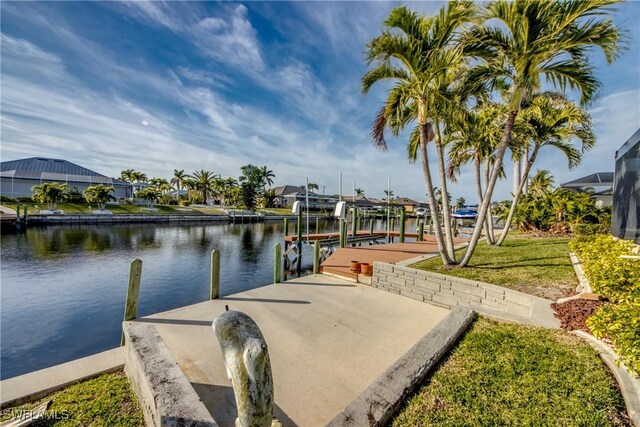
284, 230, 438, 243
320, 236, 467, 280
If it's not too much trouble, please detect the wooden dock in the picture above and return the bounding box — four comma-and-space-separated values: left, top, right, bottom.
320, 236, 467, 280
284, 230, 435, 243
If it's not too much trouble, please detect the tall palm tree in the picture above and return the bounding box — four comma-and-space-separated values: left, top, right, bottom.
363, 2, 476, 265
120, 169, 135, 198
259, 166, 275, 191
495, 93, 595, 245
189, 170, 216, 204
528, 170, 555, 197
130, 171, 148, 194
355, 188, 365, 197
171, 169, 187, 199
458, 0, 622, 266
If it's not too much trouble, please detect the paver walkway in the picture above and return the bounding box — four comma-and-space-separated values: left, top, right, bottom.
133, 274, 450, 427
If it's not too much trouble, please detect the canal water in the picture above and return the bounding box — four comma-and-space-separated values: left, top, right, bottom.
1, 218, 420, 380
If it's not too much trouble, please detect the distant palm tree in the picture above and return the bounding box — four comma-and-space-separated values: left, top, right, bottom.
529, 170, 555, 197
259, 166, 275, 190
131, 171, 148, 194
383, 190, 394, 201
455, 197, 466, 211
189, 170, 216, 204
31, 182, 69, 210
355, 188, 365, 197
83, 184, 115, 211
171, 169, 187, 200
120, 169, 135, 198
306, 182, 319, 192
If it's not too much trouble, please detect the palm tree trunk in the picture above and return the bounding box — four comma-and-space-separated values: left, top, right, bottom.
484, 159, 495, 244
495, 146, 539, 246
419, 123, 452, 265
460, 110, 518, 267
475, 157, 493, 245
434, 122, 455, 260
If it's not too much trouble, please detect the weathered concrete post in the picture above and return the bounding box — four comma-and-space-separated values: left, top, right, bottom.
313, 240, 320, 274
452, 217, 458, 237
23, 205, 28, 224
399, 207, 406, 243
210, 249, 220, 300
283, 218, 289, 236
121, 258, 142, 346
369, 219, 374, 235
418, 219, 424, 242
315, 218, 319, 235
339, 219, 345, 248
213, 311, 276, 427
274, 243, 281, 283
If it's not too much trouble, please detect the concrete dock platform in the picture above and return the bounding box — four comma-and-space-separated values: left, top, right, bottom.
131, 274, 450, 426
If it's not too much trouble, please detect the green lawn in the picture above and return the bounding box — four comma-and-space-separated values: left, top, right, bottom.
392, 318, 630, 427
411, 237, 577, 300
0, 371, 143, 426
2, 201, 227, 215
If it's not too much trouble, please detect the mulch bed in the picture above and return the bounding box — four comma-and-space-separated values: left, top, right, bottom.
551, 299, 605, 333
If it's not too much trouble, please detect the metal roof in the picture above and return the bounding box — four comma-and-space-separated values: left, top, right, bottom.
0, 157, 126, 185
561, 172, 614, 188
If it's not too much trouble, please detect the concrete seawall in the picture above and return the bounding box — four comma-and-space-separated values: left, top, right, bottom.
24, 214, 328, 225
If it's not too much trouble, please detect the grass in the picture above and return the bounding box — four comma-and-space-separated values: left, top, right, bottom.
411, 237, 577, 299
0, 371, 143, 426
1, 201, 227, 215
392, 318, 630, 427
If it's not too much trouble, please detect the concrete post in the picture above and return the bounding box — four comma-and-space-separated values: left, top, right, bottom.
418, 220, 424, 242
399, 207, 406, 243
283, 218, 289, 237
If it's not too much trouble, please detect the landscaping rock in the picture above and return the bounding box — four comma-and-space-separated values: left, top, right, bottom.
550, 299, 604, 333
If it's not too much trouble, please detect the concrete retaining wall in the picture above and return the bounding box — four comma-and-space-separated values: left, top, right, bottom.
123, 322, 218, 427
372, 262, 559, 328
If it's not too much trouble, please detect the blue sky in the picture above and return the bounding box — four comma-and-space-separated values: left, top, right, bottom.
1, 1, 639, 202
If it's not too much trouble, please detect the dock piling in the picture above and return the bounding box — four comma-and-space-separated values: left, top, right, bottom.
121, 259, 143, 346
369, 219, 374, 235
418, 219, 424, 242
339, 219, 346, 248
399, 207, 406, 243
210, 250, 220, 300
352, 208, 357, 237
274, 243, 282, 283
296, 209, 302, 274
283, 218, 289, 236
313, 241, 320, 274
315, 218, 319, 235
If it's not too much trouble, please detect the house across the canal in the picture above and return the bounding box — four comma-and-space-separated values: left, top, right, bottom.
0, 157, 129, 199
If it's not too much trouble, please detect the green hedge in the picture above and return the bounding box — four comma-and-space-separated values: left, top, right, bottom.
570, 235, 640, 374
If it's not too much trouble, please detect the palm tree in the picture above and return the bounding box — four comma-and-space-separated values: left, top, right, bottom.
455, 197, 466, 211
131, 171, 148, 194
120, 169, 135, 198
355, 188, 365, 197
83, 184, 115, 211
259, 166, 275, 190
363, 2, 476, 265
31, 182, 69, 210
495, 93, 595, 245
171, 169, 187, 200
458, 0, 622, 266
529, 170, 555, 197
383, 189, 394, 200
189, 170, 216, 204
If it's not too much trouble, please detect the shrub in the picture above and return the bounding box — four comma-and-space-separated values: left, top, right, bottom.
570, 235, 640, 374
587, 301, 640, 374
0, 195, 16, 203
